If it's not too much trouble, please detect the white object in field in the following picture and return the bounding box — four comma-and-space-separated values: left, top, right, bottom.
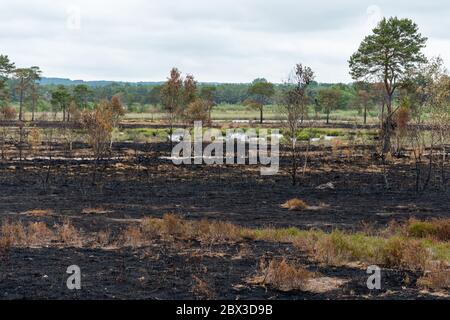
324, 135, 338, 141
214, 136, 227, 142
249, 137, 266, 144
311, 137, 321, 142
316, 182, 335, 190
160, 155, 190, 161
270, 133, 284, 140
168, 133, 185, 142
226, 132, 248, 143
232, 120, 250, 123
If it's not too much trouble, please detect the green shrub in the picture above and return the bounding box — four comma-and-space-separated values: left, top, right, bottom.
407, 221, 436, 238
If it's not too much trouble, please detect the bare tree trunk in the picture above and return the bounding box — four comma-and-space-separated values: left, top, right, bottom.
92, 157, 99, 184
260, 107, 263, 124
32, 97, 36, 121
19, 89, 24, 121
442, 144, 447, 190
291, 140, 298, 186
45, 136, 53, 189
363, 105, 367, 125
381, 94, 394, 155
208, 107, 212, 125
381, 154, 390, 190
0, 129, 5, 160
422, 149, 433, 193
169, 115, 174, 151
414, 158, 420, 193
302, 139, 310, 176
18, 127, 24, 164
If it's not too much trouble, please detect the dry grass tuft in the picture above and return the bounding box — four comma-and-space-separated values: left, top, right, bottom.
119, 215, 244, 246
281, 198, 308, 211
0, 236, 12, 258
417, 261, 450, 290
191, 275, 216, 299
196, 219, 241, 243
121, 225, 146, 248
331, 139, 343, 154
380, 237, 430, 270
161, 213, 188, 238
1, 221, 27, 246
57, 220, 82, 247
95, 229, 111, 247
25, 209, 54, 217
305, 276, 348, 294
262, 258, 314, 292
0, 221, 55, 247
27, 222, 55, 246
82, 207, 110, 215
141, 218, 163, 238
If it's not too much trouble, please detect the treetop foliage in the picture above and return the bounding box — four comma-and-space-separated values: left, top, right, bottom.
349, 17, 427, 92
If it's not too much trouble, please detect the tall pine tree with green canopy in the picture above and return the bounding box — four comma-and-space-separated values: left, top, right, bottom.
349, 17, 427, 154
0, 55, 15, 108
247, 78, 275, 124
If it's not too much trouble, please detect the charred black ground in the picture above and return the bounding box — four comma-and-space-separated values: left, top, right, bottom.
0, 137, 449, 299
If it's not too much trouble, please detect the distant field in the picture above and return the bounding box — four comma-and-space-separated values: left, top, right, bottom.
12, 103, 381, 124
113, 126, 379, 144
124, 104, 381, 124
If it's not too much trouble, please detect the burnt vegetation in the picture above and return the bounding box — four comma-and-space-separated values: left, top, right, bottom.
0, 16, 450, 300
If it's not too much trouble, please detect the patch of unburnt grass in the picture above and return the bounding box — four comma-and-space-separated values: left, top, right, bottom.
1, 215, 449, 288
291, 230, 432, 271
127, 216, 449, 274
113, 216, 450, 288
405, 218, 450, 242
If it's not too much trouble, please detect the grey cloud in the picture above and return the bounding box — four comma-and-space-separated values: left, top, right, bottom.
1, 0, 449, 83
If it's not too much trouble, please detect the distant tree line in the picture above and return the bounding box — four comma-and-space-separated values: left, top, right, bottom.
0, 54, 387, 122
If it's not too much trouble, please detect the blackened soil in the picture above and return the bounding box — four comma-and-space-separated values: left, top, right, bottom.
0, 141, 449, 299
0, 241, 439, 300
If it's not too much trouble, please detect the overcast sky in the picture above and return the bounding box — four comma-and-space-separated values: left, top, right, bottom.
1, 0, 450, 83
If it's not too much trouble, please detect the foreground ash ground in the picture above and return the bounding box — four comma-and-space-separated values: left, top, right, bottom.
0, 140, 449, 299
